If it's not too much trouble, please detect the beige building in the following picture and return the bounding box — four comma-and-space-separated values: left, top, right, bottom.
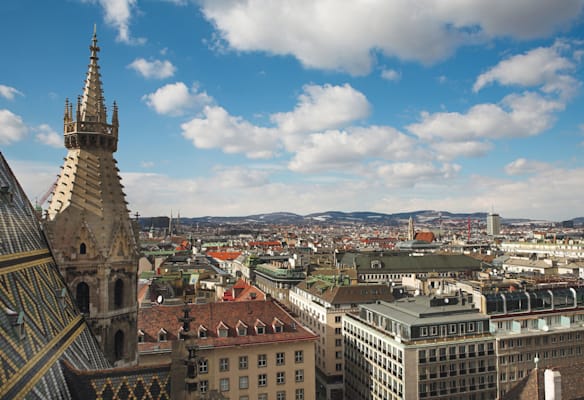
344, 297, 497, 400
138, 299, 318, 399
289, 278, 394, 400
43, 28, 139, 366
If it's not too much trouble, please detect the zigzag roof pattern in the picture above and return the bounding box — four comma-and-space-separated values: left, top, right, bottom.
0, 152, 110, 399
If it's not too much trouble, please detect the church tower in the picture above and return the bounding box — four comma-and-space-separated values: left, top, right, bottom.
44, 28, 139, 366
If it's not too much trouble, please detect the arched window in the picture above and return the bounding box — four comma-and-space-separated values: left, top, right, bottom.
114, 279, 124, 308
114, 330, 124, 360
76, 282, 90, 313
79, 242, 87, 255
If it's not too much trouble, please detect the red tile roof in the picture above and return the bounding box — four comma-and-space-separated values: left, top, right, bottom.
138, 299, 317, 348
207, 251, 242, 261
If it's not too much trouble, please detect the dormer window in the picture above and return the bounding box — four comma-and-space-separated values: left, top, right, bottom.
255, 319, 266, 335
138, 329, 145, 343
199, 325, 208, 339
272, 317, 284, 333
236, 320, 248, 336
217, 321, 229, 337
158, 328, 167, 342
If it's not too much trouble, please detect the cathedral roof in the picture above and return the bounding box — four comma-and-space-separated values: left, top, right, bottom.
0, 152, 111, 399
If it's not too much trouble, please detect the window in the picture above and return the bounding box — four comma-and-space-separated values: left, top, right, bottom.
199, 327, 208, 338
335, 351, 342, 359
295, 369, 304, 382
240, 397, 249, 400
335, 339, 342, 347
76, 282, 90, 313
114, 330, 124, 360
220, 358, 229, 372
218, 327, 229, 337
258, 354, 267, 367
277, 371, 285, 384
257, 326, 265, 334
276, 352, 285, 365
239, 356, 248, 369
239, 376, 249, 389
336, 363, 342, 371
258, 394, 268, 400
79, 242, 87, 254
468, 322, 475, 332
276, 391, 286, 400
335, 328, 342, 334
295, 389, 304, 400
199, 360, 208, 374
258, 374, 267, 386
114, 279, 124, 308
238, 326, 247, 336
158, 329, 167, 342
200, 380, 208, 393
420, 326, 428, 337
220, 378, 229, 392
295, 350, 304, 363
335, 316, 342, 323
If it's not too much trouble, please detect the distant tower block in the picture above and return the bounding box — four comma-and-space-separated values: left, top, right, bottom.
43, 28, 139, 366
487, 212, 501, 236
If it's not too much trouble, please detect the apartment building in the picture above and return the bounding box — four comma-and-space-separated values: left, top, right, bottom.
344, 296, 497, 399
138, 299, 318, 399
483, 285, 584, 397
289, 278, 395, 400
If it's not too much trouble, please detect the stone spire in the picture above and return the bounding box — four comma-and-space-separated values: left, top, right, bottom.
80, 25, 106, 123
63, 26, 118, 151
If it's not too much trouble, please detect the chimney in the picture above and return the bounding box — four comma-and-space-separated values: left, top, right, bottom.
544, 369, 561, 400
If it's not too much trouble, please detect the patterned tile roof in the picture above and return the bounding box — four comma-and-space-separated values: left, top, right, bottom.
0, 153, 110, 400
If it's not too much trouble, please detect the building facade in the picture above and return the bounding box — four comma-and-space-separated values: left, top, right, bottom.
43, 29, 139, 366
344, 297, 497, 399
487, 213, 501, 236
289, 279, 395, 400
138, 299, 318, 399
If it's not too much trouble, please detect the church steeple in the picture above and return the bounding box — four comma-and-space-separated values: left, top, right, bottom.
46, 27, 138, 366
63, 26, 118, 152
80, 25, 106, 123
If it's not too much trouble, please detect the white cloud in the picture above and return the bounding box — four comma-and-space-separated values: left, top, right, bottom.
181, 106, 279, 159
0, 109, 28, 144
504, 158, 550, 175
407, 91, 564, 142
211, 166, 270, 189
288, 126, 418, 173
381, 69, 401, 81
128, 58, 176, 79
200, 0, 584, 74
143, 82, 213, 116
13, 158, 582, 221
373, 162, 461, 187
473, 42, 580, 98
431, 141, 493, 160
140, 161, 155, 168
0, 85, 23, 100
95, 0, 145, 44
34, 124, 62, 148
271, 84, 370, 138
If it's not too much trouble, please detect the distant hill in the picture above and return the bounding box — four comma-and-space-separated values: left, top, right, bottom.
138, 210, 565, 227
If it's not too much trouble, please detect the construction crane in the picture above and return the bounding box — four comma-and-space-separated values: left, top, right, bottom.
34, 180, 57, 210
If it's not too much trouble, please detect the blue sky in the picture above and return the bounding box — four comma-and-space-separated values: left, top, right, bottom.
1, 0, 584, 220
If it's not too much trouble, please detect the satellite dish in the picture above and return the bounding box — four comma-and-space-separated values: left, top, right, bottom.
156, 295, 164, 305
444, 298, 449, 304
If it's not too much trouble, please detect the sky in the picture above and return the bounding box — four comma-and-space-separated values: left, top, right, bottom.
1, 0, 584, 221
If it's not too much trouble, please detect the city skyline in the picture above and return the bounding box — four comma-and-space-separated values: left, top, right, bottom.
1, 1, 584, 220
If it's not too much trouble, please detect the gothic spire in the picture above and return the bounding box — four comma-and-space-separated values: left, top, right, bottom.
79, 25, 106, 123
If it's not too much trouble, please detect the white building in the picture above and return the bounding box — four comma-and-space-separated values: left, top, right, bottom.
487, 213, 501, 236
